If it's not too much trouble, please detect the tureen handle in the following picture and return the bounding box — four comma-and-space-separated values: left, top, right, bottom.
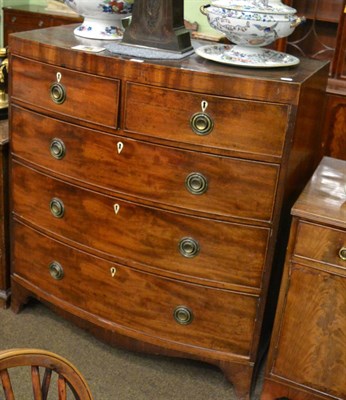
200, 4, 210, 16
291, 16, 306, 28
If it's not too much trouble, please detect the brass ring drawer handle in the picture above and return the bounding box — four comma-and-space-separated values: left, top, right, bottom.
339, 247, 346, 261
173, 306, 194, 325
50, 198, 65, 218
185, 172, 208, 195
190, 112, 214, 135
49, 261, 64, 280
50, 82, 66, 104
50, 138, 66, 160
179, 237, 200, 258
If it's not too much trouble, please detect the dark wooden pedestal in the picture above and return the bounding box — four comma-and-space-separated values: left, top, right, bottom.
122, 0, 192, 53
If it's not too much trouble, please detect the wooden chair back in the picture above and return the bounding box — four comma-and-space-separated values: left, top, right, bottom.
0, 348, 93, 400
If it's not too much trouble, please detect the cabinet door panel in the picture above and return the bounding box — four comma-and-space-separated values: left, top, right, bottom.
272, 264, 346, 398
322, 94, 346, 161
338, 14, 346, 79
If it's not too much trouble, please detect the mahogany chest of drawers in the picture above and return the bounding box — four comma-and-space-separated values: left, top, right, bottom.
3, 5, 82, 47
8, 25, 329, 399
261, 156, 346, 400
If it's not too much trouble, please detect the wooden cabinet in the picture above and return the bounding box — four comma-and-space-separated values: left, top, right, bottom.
8, 25, 329, 400
0, 0, 25, 47
282, 0, 346, 160
3, 5, 82, 47
0, 119, 9, 308
261, 157, 346, 400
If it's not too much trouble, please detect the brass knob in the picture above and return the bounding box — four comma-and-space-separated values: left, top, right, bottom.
185, 172, 208, 195
179, 237, 200, 258
49, 261, 64, 280
50, 82, 66, 104
50, 138, 66, 160
339, 247, 346, 261
173, 306, 194, 325
190, 112, 214, 135
50, 198, 65, 218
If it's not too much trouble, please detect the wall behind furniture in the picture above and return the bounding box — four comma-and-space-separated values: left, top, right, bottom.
184, 0, 215, 35
0, 0, 216, 47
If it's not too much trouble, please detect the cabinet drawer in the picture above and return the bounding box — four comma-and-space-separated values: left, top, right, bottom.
124, 82, 288, 159
294, 222, 346, 269
13, 222, 258, 357
11, 56, 120, 129
12, 162, 270, 290
4, 12, 49, 31
12, 107, 279, 222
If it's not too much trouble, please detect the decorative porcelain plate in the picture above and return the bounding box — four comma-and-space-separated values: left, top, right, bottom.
196, 44, 300, 68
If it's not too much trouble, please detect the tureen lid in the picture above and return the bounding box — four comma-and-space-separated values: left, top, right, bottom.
210, 0, 297, 14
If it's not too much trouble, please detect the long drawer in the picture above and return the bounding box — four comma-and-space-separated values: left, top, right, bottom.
12, 106, 279, 222
4, 11, 50, 33
13, 221, 259, 357
124, 82, 289, 159
12, 162, 270, 290
10, 56, 120, 129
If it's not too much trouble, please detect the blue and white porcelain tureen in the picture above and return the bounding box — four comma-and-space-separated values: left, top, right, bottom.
198, 0, 305, 67
65, 0, 133, 40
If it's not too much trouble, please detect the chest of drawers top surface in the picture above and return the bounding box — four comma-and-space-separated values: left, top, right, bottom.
292, 157, 346, 229
4, 5, 78, 16
8, 25, 328, 105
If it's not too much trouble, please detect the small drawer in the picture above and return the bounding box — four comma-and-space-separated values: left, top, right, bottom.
12, 106, 279, 222
13, 221, 258, 357
294, 222, 346, 269
10, 56, 120, 129
12, 162, 270, 290
124, 82, 288, 159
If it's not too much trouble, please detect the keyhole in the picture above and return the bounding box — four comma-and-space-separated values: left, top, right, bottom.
113, 204, 120, 214
117, 142, 124, 154
110, 267, 117, 277
201, 100, 208, 113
